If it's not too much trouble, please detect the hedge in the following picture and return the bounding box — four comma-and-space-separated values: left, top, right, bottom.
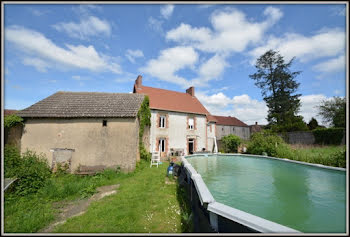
313, 128, 345, 145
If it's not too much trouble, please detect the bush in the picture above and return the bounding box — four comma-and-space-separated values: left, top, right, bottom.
4, 145, 22, 178
221, 134, 241, 153
329, 148, 346, 168
140, 144, 151, 161
313, 128, 345, 145
14, 150, 51, 196
247, 131, 289, 157
4, 114, 23, 128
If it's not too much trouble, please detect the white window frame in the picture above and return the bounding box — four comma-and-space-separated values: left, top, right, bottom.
159, 138, 165, 152
159, 115, 166, 128
188, 118, 194, 130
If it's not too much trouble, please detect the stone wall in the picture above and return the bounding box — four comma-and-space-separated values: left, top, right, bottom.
4, 124, 23, 150
278, 131, 345, 145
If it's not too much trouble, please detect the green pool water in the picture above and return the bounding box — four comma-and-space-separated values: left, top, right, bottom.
186, 155, 346, 233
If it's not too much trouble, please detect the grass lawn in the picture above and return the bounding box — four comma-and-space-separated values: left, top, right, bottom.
277, 144, 346, 167
4, 160, 192, 233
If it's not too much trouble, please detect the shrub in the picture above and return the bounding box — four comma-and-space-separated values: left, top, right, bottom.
329, 148, 346, 168
247, 131, 289, 157
313, 128, 345, 145
14, 150, 51, 196
140, 144, 151, 161
4, 145, 22, 178
4, 114, 23, 128
221, 134, 241, 153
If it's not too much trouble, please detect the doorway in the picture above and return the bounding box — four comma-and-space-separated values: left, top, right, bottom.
188, 138, 194, 155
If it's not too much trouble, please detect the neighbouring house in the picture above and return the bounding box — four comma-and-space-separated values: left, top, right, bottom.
133, 75, 217, 157
213, 115, 250, 141
249, 121, 263, 135
17, 91, 145, 173
4, 109, 18, 116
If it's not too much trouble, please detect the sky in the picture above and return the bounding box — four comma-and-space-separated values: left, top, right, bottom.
3, 3, 347, 126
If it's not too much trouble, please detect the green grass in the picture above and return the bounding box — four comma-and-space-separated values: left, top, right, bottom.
276, 144, 346, 167
4, 160, 191, 233
53, 161, 188, 233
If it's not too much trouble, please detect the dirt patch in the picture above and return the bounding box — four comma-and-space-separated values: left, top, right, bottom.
39, 184, 120, 233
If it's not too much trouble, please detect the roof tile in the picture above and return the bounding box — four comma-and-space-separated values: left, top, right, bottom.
213, 115, 248, 127
17, 91, 144, 118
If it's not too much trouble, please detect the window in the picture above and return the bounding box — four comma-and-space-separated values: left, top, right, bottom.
103, 120, 107, 127
159, 138, 165, 152
188, 118, 194, 130
159, 115, 166, 128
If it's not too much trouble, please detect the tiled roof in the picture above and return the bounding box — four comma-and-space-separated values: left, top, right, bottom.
135, 85, 210, 116
4, 109, 18, 116
213, 115, 248, 127
17, 91, 145, 118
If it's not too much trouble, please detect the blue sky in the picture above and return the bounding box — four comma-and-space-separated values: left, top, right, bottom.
3, 3, 347, 125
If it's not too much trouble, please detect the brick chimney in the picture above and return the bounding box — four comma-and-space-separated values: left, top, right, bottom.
255, 122, 258, 125
135, 75, 142, 89
186, 86, 195, 97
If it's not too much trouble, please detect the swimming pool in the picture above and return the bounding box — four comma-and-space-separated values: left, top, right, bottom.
185, 154, 346, 233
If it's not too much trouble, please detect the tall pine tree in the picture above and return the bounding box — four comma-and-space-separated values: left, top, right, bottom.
249, 50, 307, 132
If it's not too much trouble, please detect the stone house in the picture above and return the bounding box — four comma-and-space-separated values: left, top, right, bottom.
213, 115, 250, 141
17, 91, 145, 173
249, 122, 263, 135
133, 76, 217, 157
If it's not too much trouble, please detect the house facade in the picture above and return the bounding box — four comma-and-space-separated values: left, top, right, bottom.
213, 115, 250, 141
17, 92, 145, 173
133, 76, 217, 157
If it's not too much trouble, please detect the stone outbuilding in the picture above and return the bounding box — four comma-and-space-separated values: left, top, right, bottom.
17, 91, 145, 173
213, 115, 250, 141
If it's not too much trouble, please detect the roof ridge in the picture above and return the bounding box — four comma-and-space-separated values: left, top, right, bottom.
56, 91, 141, 95
140, 85, 193, 97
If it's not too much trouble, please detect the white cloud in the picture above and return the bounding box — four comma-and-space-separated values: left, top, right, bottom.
197, 91, 333, 126
330, 6, 346, 16
125, 49, 144, 63
197, 5, 214, 9
312, 54, 345, 73
22, 57, 50, 72
299, 94, 331, 125
196, 91, 268, 125
53, 16, 111, 40
72, 4, 102, 16
140, 46, 198, 87
72, 75, 90, 81
249, 28, 345, 64
148, 16, 164, 34
160, 5, 175, 19
29, 8, 50, 16
191, 54, 228, 87
6, 26, 122, 74
166, 6, 283, 53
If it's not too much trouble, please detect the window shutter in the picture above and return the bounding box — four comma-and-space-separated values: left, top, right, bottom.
157, 114, 160, 128
194, 117, 197, 130
166, 114, 169, 128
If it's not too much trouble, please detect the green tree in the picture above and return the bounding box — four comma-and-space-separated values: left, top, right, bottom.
221, 134, 241, 153
307, 117, 319, 130
249, 50, 305, 132
317, 96, 346, 128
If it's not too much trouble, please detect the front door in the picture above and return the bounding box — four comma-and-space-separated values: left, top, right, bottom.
188, 139, 194, 155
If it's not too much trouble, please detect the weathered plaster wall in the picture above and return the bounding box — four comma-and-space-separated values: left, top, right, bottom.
20, 118, 139, 172
149, 110, 207, 155
216, 125, 250, 140
207, 122, 216, 152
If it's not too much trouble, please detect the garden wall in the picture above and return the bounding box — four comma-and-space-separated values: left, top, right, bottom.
4, 124, 23, 150
278, 131, 345, 145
